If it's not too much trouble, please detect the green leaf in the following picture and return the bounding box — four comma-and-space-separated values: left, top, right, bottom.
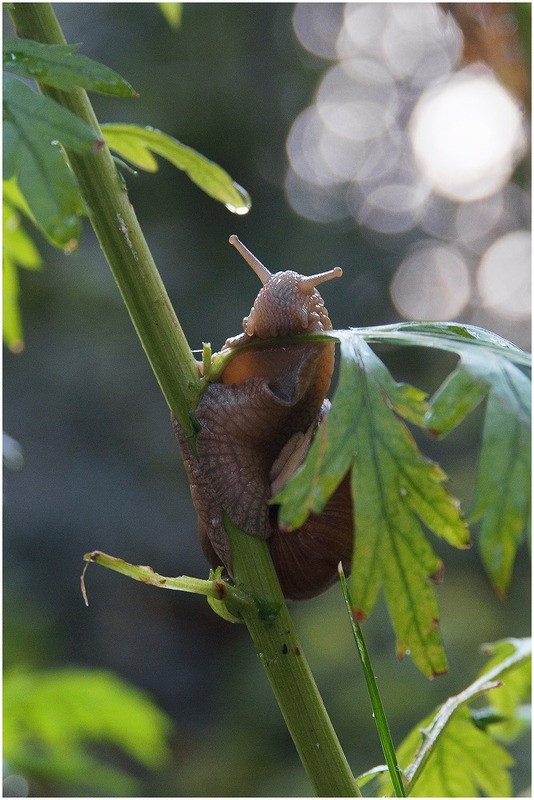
357, 321, 530, 368
478, 638, 532, 741
158, 2, 183, 28
425, 349, 530, 597
382, 637, 531, 797
399, 707, 514, 797
3, 73, 99, 248
102, 123, 251, 214
3, 73, 100, 152
354, 322, 531, 598
3, 35, 137, 96
3, 667, 173, 795
276, 331, 469, 677
3, 178, 42, 351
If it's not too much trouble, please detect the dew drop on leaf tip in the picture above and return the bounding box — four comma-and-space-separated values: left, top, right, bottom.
225, 202, 249, 215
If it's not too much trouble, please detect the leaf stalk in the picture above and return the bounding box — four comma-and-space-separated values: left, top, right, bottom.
339, 565, 406, 797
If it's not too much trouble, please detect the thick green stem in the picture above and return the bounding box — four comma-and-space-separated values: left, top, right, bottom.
226, 518, 360, 797
9, 5, 361, 795
8, 2, 201, 436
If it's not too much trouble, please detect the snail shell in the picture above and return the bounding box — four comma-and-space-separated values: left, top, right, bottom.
173, 236, 353, 600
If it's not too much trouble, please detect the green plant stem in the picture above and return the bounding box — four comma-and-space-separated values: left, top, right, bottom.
225, 517, 360, 797
7, 2, 201, 437
82, 550, 232, 598
8, 6, 361, 795
80, 550, 254, 617
339, 566, 405, 797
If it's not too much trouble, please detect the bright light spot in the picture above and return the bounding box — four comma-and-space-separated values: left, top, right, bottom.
477, 231, 531, 320
317, 64, 397, 142
410, 69, 527, 202
292, 4, 343, 59
391, 242, 471, 319
352, 134, 402, 185
319, 127, 364, 181
337, 4, 387, 58
381, 3, 462, 83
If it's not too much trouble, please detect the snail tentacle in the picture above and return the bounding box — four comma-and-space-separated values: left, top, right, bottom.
174, 237, 353, 600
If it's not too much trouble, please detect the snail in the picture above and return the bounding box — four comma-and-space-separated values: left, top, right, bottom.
173, 236, 354, 600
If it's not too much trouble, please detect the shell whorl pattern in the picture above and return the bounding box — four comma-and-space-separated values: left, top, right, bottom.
173, 236, 353, 601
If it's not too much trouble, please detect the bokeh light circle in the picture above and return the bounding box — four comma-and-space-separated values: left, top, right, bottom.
391, 241, 471, 319
477, 230, 531, 320
410, 69, 527, 202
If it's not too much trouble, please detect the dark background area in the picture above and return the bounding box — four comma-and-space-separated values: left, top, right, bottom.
4, 4, 530, 796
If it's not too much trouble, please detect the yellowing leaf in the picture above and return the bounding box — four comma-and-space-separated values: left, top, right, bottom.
400, 707, 514, 797
384, 637, 531, 797
276, 331, 469, 677
3, 179, 42, 351
102, 123, 251, 214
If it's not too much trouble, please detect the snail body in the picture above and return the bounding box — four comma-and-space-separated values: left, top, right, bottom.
174, 236, 353, 600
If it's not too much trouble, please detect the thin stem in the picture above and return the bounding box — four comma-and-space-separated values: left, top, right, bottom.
82, 550, 229, 598
80, 550, 253, 616
83, 535, 361, 797
8, 3, 201, 436
225, 517, 360, 797
338, 565, 405, 798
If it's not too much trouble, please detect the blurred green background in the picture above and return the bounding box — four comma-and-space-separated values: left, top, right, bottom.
3, 3, 530, 796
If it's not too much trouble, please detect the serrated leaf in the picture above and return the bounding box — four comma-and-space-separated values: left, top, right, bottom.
3, 667, 173, 795
101, 123, 251, 214
3, 36, 137, 96
479, 638, 532, 741
474, 394, 530, 596
354, 321, 530, 600
382, 638, 530, 797
3, 181, 42, 351
426, 349, 530, 596
276, 331, 469, 677
3, 73, 100, 152
399, 707, 514, 797
3, 73, 98, 248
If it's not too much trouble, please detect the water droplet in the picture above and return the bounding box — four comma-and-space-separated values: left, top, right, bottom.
225, 202, 250, 215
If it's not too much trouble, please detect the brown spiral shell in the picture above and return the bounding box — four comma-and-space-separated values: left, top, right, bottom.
173, 236, 353, 600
